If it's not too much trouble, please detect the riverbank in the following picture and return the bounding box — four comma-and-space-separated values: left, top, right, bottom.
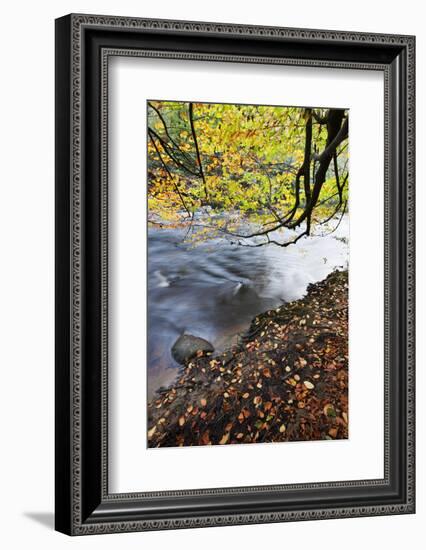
147, 269, 348, 447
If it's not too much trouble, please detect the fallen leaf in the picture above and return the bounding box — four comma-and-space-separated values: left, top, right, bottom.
148, 426, 156, 439
303, 380, 314, 390
328, 427, 338, 438
201, 430, 210, 445
323, 404, 336, 417
219, 432, 230, 444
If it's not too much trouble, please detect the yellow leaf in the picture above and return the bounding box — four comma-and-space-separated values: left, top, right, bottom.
219, 432, 230, 445
323, 404, 336, 417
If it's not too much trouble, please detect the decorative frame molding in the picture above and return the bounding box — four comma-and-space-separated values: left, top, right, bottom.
55, 14, 415, 535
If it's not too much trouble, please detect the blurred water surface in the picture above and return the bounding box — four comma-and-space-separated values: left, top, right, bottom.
147, 218, 349, 398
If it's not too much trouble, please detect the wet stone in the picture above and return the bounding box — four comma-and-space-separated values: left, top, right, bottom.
171, 334, 214, 364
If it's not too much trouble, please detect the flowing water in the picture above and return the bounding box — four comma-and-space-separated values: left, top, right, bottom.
147, 218, 349, 398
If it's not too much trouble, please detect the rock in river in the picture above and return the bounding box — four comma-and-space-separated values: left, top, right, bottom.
171, 334, 214, 364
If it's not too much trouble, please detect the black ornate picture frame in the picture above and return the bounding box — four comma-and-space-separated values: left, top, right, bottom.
55, 14, 415, 535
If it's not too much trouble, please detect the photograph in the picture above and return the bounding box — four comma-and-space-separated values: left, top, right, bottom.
52, 11, 415, 537
146, 100, 350, 448
0, 0, 419, 545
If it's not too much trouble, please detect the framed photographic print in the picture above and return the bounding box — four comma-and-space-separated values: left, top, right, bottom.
55, 14, 415, 535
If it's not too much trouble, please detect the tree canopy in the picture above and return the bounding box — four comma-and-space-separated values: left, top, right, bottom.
147, 101, 349, 247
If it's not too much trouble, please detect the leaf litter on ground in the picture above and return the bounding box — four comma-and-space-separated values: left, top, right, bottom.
147, 269, 349, 447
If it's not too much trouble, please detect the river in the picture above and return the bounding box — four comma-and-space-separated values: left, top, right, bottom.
147, 217, 349, 398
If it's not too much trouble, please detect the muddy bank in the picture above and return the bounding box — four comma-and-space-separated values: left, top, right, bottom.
147, 269, 349, 448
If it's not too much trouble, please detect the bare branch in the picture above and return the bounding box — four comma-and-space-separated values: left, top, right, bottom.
148, 101, 196, 168
148, 131, 192, 218
188, 102, 208, 200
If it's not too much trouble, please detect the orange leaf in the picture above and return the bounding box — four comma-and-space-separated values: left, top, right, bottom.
201, 430, 210, 445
